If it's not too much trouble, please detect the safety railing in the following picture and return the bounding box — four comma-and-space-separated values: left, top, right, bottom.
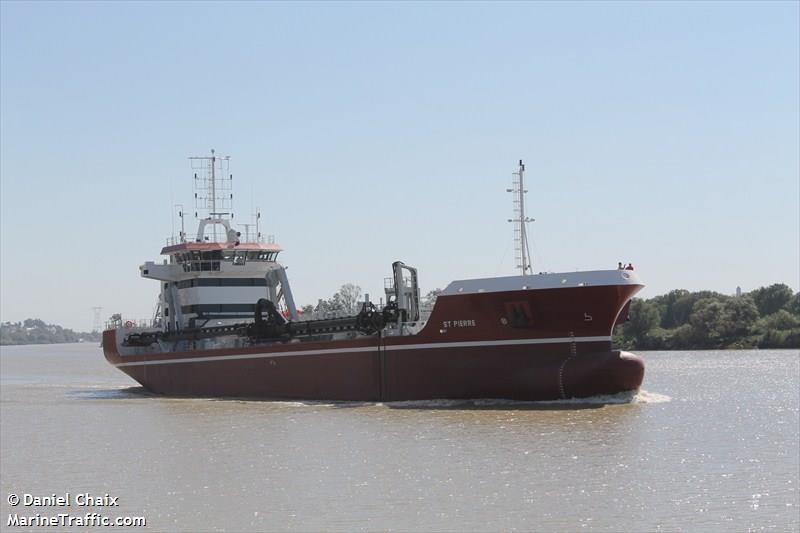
105, 316, 161, 331
164, 233, 276, 246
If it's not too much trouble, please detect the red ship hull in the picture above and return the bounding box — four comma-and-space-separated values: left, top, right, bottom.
103, 283, 645, 401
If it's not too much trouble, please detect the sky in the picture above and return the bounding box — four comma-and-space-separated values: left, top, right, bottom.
1, 1, 798, 331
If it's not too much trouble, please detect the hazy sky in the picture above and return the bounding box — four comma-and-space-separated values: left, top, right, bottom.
1, 1, 798, 331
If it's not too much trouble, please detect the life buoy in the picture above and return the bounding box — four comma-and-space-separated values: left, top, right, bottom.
124, 320, 134, 328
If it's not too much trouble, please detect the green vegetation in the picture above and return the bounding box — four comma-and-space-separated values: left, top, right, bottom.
300, 283, 364, 316
0, 319, 101, 345
614, 283, 800, 350
300, 285, 443, 317
5, 284, 796, 349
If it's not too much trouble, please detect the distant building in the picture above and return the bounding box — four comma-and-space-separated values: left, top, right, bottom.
736, 286, 742, 297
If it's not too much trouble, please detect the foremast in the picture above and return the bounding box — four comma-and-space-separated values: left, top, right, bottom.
507, 160, 534, 275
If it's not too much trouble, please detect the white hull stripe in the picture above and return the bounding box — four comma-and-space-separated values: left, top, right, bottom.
114, 336, 612, 368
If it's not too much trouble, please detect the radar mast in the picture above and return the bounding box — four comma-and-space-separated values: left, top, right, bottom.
189, 149, 233, 243
507, 160, 534, 275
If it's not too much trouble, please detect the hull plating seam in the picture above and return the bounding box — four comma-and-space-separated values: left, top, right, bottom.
115, 335, 613, 367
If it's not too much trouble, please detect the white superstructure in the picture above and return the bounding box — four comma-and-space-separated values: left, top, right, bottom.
140, 151, 296, 332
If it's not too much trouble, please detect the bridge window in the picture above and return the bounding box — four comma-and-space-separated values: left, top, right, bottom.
176, 278, 267, 288
180, 303, 258, 315
256, 251, 279, 261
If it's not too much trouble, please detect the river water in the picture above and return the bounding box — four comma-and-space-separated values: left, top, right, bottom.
0, 344, 797, 532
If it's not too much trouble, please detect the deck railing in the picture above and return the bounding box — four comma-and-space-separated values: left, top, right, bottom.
105, 316, 161, 331
165, 233, 276, 247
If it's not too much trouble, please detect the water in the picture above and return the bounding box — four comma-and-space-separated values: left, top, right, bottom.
1, 344, 797, 532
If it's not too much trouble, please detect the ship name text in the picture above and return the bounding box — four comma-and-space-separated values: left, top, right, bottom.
442, 320, 477, 328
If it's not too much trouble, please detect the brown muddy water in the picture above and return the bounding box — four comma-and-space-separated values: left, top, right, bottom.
1, 344, 797, 532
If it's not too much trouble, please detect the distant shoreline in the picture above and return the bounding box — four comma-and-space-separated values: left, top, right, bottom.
5, 282, 798, 350
1, 340, 99, 347
614, 283, 799, 351
1, 319, 100, 346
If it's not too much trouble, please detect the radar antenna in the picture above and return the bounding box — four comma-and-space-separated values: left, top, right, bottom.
506, 160, 534, 275
189, 149, 233, 242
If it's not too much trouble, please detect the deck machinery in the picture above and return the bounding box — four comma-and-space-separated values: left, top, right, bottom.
124, 261, 421, 347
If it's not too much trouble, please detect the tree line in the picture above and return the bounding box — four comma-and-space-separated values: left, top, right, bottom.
0, 319, 101, 345
5, 284, 796, 349
614, 283, 800, 350
298, 284, 441, 317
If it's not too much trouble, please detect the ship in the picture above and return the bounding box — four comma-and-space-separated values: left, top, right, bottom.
102, 153, 644, 401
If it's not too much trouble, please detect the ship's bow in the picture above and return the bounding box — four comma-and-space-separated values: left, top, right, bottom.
560, 350, 645, 399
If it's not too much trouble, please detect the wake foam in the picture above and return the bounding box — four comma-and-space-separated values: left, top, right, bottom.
382, 389, 671, 409
530, 389, 671, 406
628, 389, 671, 404
69, 386, 153, 400
72, 389, 671, 408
